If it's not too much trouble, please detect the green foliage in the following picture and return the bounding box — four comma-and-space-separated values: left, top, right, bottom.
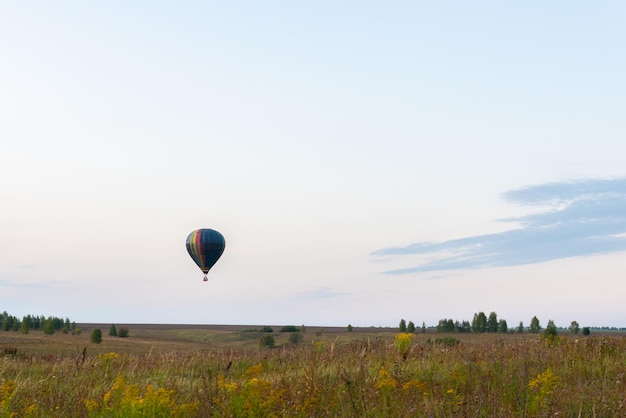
43, 320, 56, 335
288, 332, 303, 345
347, 324, 353, 332
433, 336, 460, 346
109, 324, 117, 337
20, 317, 29, 335
399, 319, 407, 332
487, 312, 498, 333
498, 319, 508, 333
472, 312, 487, 333
280, 325, 299, 332
91, 328, 103, 344
569, 321, 580, 334
0, 330, 625, 417
529, 316, 541, 333
258, 334, 275, 348
407, 321, 415, 333
118, 327, 129, 338
261, 326, 274, 333
582, 327, 591, 336
518, 321, 524, 333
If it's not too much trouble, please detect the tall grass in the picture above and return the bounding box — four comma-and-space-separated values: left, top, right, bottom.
1, 334, 624, 417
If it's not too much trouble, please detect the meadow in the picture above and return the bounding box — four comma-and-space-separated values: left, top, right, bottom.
0, 324, 624, 417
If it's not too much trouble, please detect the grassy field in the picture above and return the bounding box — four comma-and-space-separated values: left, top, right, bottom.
1, 324, 625, 417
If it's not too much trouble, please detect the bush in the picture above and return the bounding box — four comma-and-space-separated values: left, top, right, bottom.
90, 328, 102, 344
258, 335, 275, 348
433, 337, 460, 347
43, 320, 55, 335
288, 332, 303, 345
109, 324, 117, 336
347, 324, 353, 332
280, 325, 299, 332
118, 327, 129, 338
261, 326, 274, 333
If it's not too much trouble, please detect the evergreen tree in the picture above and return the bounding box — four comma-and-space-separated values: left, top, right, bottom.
569, 321, 580, 334
529, 316, 541, 333
399, 319, 407, 332
21, 316, 30, 334
472, 312, 487, 333
498, 319, 508, 333
43, 320, 55, 335
91, 328, 102, 343
487, 312, 498, 333
517, 321, 524, 333
109, 324, 117, 337
544, 320, 557, 338
407, 321, 416, 333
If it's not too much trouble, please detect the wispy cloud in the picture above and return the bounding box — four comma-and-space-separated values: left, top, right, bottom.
373, 178, 626, 274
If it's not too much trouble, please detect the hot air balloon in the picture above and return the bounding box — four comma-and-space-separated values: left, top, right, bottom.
186, 228, 226, 281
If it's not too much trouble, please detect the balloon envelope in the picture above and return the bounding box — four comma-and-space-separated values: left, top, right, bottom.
186, 229, 226, 280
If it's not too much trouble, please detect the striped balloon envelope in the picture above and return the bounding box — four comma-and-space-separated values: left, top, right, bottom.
185, 229, 226, 281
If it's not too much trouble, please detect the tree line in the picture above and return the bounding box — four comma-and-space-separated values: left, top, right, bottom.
399, 312, 591, 335
1, 311, 77, 335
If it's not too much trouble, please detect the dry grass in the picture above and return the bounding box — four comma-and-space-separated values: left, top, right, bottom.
1, 326, 625, 417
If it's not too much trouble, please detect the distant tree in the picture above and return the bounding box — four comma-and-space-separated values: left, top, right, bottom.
259, 335, 275, 348
498, 319, 508, 333
582, 327, 591, 336
529, 316, 541, 333
280, 325, 299, 332
517, 321, 524, 333
289, 332, 303, 345
21, 316, 30, 334
544, 320, 558, 339
90, 328, 102, 344
43, 320, 56, 335
407, 321, 416, 333
300, 324, 306, 333
109, 324, 117, 337
569, 321, 580, 335
437, 319, 455, 333
117, 327, 129, 338
261, 326, 274, 333
347, 324, 353, 332
472, 312, 487, 333
487, 312, 498, 333
399, 319, 407, 333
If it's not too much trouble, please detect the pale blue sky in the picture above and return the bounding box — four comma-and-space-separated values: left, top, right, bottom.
1, 2, 625, 328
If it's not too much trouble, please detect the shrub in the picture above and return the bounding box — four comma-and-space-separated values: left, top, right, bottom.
118, 327, 129, 338
434, 336, 460, 347
288, 332, 303, 345
347, 324, 353, 332
109, 324, 117, 336
43, 320, 55, 335
258, 335, 275, 348
261, 326, 274, 333
280, 325, 299, 332
90, 328, 102, 344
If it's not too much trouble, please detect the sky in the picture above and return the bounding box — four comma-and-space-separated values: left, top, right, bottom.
1, 2, 625, 328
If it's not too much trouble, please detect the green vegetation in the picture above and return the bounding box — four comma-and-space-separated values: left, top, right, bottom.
90, 328, 102, 344
0, 327, 624, 417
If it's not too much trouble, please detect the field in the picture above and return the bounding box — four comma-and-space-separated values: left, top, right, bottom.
1, 324, 625, 417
